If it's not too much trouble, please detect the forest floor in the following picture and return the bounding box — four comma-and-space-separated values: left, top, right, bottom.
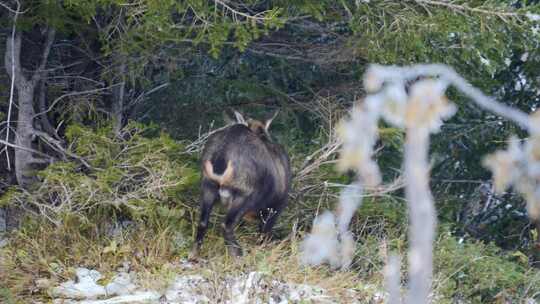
1, 204, 540, 303
0, 221, 382, 303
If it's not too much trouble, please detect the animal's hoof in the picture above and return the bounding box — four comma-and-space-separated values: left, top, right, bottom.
188, 247, 200, 262
257, 234, 273, 245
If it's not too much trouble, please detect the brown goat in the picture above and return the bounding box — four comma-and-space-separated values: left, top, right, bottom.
191, 110, 291, 257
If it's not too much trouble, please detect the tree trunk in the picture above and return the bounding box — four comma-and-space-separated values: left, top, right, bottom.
4, 29, 55, 188
112, 61, 127, 137
38, 80, 59, 138
5, 32, 35, 187
14, 83, 38, 187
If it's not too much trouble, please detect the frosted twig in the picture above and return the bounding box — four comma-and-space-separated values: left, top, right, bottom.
385, 254, 402, 304
336, 64, 459, 303
365, 64, 531, 130
358, 63, 540, 303
403, 118, 434, 304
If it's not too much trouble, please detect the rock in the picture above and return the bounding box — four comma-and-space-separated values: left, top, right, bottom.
105, 272, 138, 296
50, 268, 106, 300
227, 271, 334, 304
50, 267, 358, 304
52, 291, 161, 304
50, 269, 103, 300
35, 278, 53, 290
230, 271, 265, 304
163, 275, 209, 303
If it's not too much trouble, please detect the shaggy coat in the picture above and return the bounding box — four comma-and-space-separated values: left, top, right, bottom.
191, 111, 291, 257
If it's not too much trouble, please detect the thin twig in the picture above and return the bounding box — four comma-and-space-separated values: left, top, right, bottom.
213, 0, 273, 23
32, 84, 119, 119
34, 130, 95, 170
415, 0, 523, 21
0, 138, 53, 160
2, 0, 21, 170
0, 0, 24, 14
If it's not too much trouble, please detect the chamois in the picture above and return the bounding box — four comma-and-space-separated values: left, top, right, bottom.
191, 110, 291, 257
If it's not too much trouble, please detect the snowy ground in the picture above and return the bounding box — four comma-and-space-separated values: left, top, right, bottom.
46, 261, 372, 304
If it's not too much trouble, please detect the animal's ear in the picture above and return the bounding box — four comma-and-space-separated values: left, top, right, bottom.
264, 110, 280, 131
224, 109, 248, 126
223, 110, 236, 125
234, 110, 248, 126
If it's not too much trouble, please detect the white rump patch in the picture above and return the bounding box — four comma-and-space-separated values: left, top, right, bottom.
219, 188, 232, 198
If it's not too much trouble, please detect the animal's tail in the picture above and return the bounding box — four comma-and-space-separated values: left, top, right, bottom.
203, 159, 234, 186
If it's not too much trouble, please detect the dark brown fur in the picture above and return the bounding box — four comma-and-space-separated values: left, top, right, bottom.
191, 111, 291, 257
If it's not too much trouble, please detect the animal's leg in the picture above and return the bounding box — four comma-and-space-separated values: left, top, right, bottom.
190, 179, 218, 258
222, 196, 253, 257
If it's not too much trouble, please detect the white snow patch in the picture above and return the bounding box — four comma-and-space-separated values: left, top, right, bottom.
51, 268, 106, 300
479, 56, 491, 67
164, 275, 209, 303
53, 291, 161, 304
532, 24, 540, 35
227, 271, 333, 304
50, 267, 355, 304
104, 272, 138, 296
515, 73, 528, 91
526, 12, 540, 21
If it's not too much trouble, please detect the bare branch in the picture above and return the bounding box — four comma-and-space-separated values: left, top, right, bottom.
32, 84, 119, 119
129, 82, 170, 107
3, 0, 21, 170
31, 27, 56, 85
0, 0, 23, 14
213, 0, 274, 23
33, 130, 95, 170
415, 0, 523, 21
183, 122, 229, 155
0, 138, 53, 161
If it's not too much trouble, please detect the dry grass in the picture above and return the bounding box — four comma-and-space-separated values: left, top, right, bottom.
0, 213, 383, 303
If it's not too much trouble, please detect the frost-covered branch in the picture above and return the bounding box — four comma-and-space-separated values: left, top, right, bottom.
364, 64, 530, 130
385, 254, 402, 304
326, 62, 540, 304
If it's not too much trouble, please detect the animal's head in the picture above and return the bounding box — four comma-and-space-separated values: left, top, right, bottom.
225, 110, 280, 140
